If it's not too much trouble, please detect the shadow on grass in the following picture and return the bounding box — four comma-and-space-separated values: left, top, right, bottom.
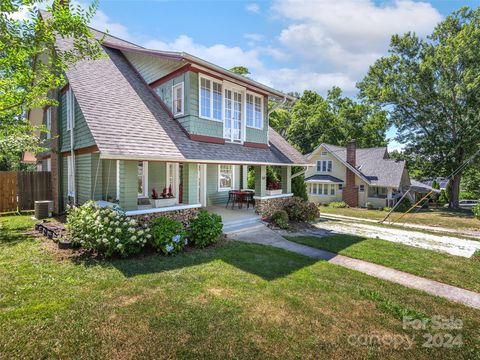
71, 240, 318, 281
417, 208, 474, 219
285, 234, 367, 254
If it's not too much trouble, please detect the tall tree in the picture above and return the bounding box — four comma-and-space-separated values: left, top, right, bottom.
0, 0, 102, 163
286, 88, 388, 154
358, 7, 480, 208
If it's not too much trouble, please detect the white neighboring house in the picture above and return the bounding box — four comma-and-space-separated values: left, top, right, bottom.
305, 141, 415, 209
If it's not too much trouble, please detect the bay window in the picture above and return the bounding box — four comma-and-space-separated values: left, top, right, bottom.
218, 165, 234, 191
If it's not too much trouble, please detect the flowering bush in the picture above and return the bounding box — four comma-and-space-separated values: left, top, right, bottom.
267, 181, 281, 190
66, 201, 150, 257
150, 217, 186, 255
271, 210, 289, 229
282, 197, 320, 222
188, 210, 223, 248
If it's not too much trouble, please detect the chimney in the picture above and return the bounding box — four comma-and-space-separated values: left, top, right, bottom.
347, 139, 356, 167
342, 139, 358, 207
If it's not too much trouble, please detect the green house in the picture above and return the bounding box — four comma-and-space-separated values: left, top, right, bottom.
33, 19, 308, 216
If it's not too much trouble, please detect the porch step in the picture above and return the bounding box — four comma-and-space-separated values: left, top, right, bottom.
223, 218, 264, 234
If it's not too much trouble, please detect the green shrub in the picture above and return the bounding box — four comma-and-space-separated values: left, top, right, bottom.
66, 201, 149, 257
188, 210, 223, 248
283, 197, 320, 222
394, 198, 412, 212
271, 210, 289, 229
365, 202, 374, 210
473, 202, 480, 220
383, 207, 392, 212
151, 217, 186, 255
329, 201, 347, 208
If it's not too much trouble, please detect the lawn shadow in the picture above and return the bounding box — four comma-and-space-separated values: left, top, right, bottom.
71, 240, 318, 281
284, 233, 368, 255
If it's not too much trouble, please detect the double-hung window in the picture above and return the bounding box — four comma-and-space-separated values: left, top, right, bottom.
172, 82, 184, 116
218, 165, 234, 191
45, 107, 52, 139
246, 93, 263, 129
200, 76, 222, 121
67, 156, 75, 197
137, 161, 148, 198
66, 88, 75, 131
317, 160, 332, 173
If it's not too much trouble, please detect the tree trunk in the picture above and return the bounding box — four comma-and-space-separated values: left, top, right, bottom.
450, 172, 462, 209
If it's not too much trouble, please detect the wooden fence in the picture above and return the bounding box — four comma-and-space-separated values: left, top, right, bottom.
0, 171, 52, 213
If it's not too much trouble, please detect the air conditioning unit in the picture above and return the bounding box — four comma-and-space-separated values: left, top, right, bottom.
35, 200, 53, 220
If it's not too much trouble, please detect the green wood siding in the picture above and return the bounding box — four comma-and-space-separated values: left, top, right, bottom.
125, 52, 183, 84
76, 154, 92, 205
206, 164, 240, 205
59, 91, 95, 152
182, 163, 198, 204
149, 162, 166, 195
102, 160, 117, 201
91, 154, 103, 201
119, 160, 138, 211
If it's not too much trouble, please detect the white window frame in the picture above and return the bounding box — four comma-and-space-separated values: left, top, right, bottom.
66, 88, 75, 131
138, 161, 149, 198
46, 158, 51, 172
45, 107, 52, 139
172, 82, 184, 117
198, 75, 223, 122
359, 184, 365, 192
218, 164, 234, 191
317, 160, 332, 173
165, 162, 180, 203
67, 156, 75, 197
245, 92, 263, 130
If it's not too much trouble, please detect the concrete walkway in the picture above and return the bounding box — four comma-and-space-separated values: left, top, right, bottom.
321, 213, 480, 238
228, 225, 480, 310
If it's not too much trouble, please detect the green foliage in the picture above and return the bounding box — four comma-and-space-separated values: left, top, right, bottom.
292, 174, 308, 201
358, 7, 480, 207
66, 201, 148, 257
283, 197, 320, 222
438, 190, 448, 205
271, 210, 289, 229
394, 198, 412, 213
473, 202, 480, 219
1, 0, 103, 157
286, 88, 388, 154
151, 217, 186, 255
229, 66, 250, 76
188, 210, 223, 248
329, 201, 348, 208
383, 207, 392, 212
461, 168, 480, 200
365, 202, 374, 210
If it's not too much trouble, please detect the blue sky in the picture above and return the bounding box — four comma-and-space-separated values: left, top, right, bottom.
80, 0, 479, 150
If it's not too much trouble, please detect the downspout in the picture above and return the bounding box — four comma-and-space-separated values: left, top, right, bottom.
267, 96, 287, 146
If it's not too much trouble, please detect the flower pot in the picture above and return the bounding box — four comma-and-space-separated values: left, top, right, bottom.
150, 198, 177, 208
265, 189, 283, 196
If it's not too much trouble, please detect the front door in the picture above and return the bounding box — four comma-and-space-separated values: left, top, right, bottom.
224, 88, 242, 142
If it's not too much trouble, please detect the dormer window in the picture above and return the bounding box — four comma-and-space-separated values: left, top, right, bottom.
200, 77, 222, 121
246, 93, 263, 129
316, 160, 332, 172
172, 82, 184, 117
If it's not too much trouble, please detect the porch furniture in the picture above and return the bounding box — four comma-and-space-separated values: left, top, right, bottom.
226, 190, 255, 209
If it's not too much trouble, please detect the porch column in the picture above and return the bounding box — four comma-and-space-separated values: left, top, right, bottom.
182, 163, 199, 204
118, 160, 138, 211
254, 165, 266, 197
281, 166, 292, 194
242, 165, 248, 189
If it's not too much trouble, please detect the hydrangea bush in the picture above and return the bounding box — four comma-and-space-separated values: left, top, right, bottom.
188, 210, 223, 248
66, 201, 150, 257
150, 217, 186, 255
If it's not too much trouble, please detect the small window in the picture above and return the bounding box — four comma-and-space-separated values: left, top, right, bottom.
66, 88, 75, 131
327, 160, 332, 172
67, 156, 75, 197
338, 184, 343, 190
321, 151, 328, 156
318, 160, 332, 173
359, 185, 365, 192
45, 107, 52, 139
172, 82, 184, 116
218, 165, 234, 191
138, 161, 148, 197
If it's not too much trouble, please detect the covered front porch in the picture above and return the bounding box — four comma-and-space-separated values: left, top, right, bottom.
93, 159, 294, 216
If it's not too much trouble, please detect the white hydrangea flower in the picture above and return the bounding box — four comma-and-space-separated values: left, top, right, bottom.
129, 219, 136, 226
146, 234, 152, 239
116, 228, 122, 234
131, 235, 137, 241
128, 227, 135, 233
138, 230, 144, 236
114, 238, 119, 243
117, 243, 123, 249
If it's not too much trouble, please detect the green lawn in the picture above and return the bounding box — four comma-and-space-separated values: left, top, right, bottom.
320, 206, 480, 231
286, 234, 480, 293
1, 215, 480, 359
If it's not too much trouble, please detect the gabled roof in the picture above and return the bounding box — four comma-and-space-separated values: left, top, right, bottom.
308, 143, 407, 188
50, 15, 307, 165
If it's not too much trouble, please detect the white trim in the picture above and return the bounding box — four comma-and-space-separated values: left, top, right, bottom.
125, 203, 202, 216
218, 164, 235, 191
171, 82, 184, 117
307, 183, 336, 196
245, 92, 264, 130
116, 160, 120, 201
165, 162, 179, 204
67, 155, 75, 197
198, 74, 223, 121
138, 161, 148, 198
66, 88, 75, 131
46, 158, 51, 172
253, 193, 293, 200
45, 107, 52, 139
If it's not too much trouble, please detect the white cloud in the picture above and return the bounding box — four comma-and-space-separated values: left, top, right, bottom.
244, 33, 264, 42
144, 35, 263, 71
274, 0, 442, 76
89, 8, 134, 42
246, 3, 260, 14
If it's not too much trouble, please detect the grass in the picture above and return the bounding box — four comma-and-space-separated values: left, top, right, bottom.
320, 206, 480, 231
285, 234, 480, 293
1, 215, 480, 359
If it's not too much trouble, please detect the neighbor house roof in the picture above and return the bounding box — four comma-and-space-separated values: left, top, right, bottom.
410, 179, 441, 194
309, 143, 407, 188
304, 175, 344, 183
47, 13, 307, 166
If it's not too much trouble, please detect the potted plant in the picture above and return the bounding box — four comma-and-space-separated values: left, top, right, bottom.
150, 187, 177, 207
266, 181, 282, 196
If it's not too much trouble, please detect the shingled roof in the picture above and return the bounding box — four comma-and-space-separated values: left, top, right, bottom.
51, 14, 307, 166
319, 144, 407, 188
